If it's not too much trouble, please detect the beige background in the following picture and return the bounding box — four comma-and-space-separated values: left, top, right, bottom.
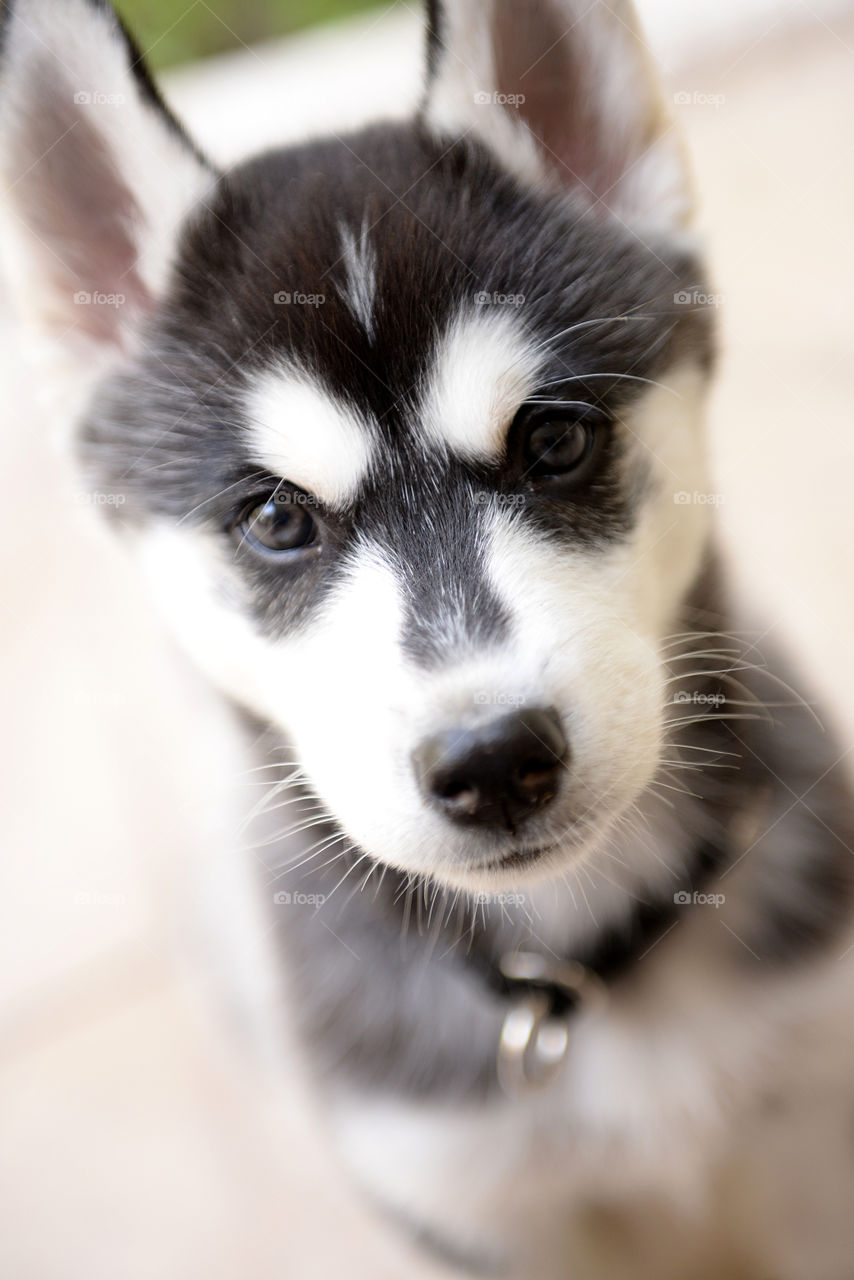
1, 4, 853, 1276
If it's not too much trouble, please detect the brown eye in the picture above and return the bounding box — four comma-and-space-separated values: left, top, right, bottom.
236, 495, 318, 556
523, 414, 594, 477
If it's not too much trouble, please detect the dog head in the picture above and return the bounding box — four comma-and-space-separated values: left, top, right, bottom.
0, 0, 715, 893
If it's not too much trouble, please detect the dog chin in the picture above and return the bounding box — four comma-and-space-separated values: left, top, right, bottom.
416, 824, 609, 896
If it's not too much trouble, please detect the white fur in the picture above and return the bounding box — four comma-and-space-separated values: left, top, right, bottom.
424, 0, 545, 191
0, 0, 212, 324
130, 363, 709, 896
419, 306, 544, 460
133, 498, 854, 1276
423, 0, 693, 234
338, 222, 377, 340
244, 368, 375, 507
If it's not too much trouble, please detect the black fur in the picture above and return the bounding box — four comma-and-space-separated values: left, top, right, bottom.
423, 0, 443, 86
80, 125, 712, 652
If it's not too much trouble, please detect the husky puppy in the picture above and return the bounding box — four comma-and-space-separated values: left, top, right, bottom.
2, 0, 854, 1275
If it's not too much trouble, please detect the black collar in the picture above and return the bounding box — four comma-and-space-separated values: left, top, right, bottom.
463, 835, 731, 1093
480, 836, 727, 1007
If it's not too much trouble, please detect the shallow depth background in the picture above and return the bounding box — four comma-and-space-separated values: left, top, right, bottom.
1, 1, 854, 1276
116, 0, 380, 67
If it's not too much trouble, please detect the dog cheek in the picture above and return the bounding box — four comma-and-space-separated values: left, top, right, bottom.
267, 551, 431, 859
623, 364, 714, 638
565, 633, 664, 808
485, 521, 665, 819
129, 524, 286, 714
128, 527, 437, 866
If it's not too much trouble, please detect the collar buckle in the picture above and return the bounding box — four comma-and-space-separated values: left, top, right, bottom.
496, 950, 607, 1097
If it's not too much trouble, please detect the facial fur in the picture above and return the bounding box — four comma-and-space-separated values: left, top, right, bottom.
1, 0, 716, 893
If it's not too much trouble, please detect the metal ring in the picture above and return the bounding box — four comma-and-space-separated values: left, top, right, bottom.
496, 951, 608, 1097
498, 950, 607, 1009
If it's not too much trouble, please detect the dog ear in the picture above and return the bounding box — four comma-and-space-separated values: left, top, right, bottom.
422, 0, 692, 234
0, 0, 214, 352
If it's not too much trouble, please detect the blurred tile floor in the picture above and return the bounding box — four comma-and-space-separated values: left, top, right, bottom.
1, 5, 853, 1277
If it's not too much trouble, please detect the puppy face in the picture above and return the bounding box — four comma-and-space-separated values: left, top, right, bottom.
0, 0, 715, 892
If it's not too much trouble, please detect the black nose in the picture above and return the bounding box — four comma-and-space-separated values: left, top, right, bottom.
412, 707, 568, 831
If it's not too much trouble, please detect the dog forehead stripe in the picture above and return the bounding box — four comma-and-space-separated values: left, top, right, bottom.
244, 370, 374, 506
420, 308, 545, 461
338, 221, 377, 340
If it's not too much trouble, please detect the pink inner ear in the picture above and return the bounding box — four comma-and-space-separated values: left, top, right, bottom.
492, 1, 643, 207
14, 78, 152, 343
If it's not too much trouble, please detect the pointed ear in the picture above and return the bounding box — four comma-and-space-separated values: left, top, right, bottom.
422, 0, 692, 234
0, 0, 215, 351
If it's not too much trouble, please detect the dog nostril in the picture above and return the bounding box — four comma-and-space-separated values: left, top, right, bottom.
412, 707, 568, 831
433, 779, 482, 820
516, 759, 560, 793
435, 776, 475, 802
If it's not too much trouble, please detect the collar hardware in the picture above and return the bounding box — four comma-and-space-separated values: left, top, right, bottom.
496, 950, 608, 1097
460, 836, 736, 1097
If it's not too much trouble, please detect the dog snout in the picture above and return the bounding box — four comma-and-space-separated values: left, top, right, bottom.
412, 707, 568, 831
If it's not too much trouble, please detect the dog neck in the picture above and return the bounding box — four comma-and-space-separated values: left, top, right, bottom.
249, 551, 810, 1099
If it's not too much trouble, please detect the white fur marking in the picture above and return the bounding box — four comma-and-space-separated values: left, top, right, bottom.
133, 366, 710, 896
244, 369, 374, 507
420, 308, 544, 460
338, 222, 377, 340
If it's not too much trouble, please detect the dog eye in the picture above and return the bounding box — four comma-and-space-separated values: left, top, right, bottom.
522, 412, 596, 478
235, 495, 318, 556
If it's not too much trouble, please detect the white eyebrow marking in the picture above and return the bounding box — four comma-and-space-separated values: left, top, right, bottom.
244, 368, 374, 507
338, 221, 377, 340
419, 306, 545, 461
